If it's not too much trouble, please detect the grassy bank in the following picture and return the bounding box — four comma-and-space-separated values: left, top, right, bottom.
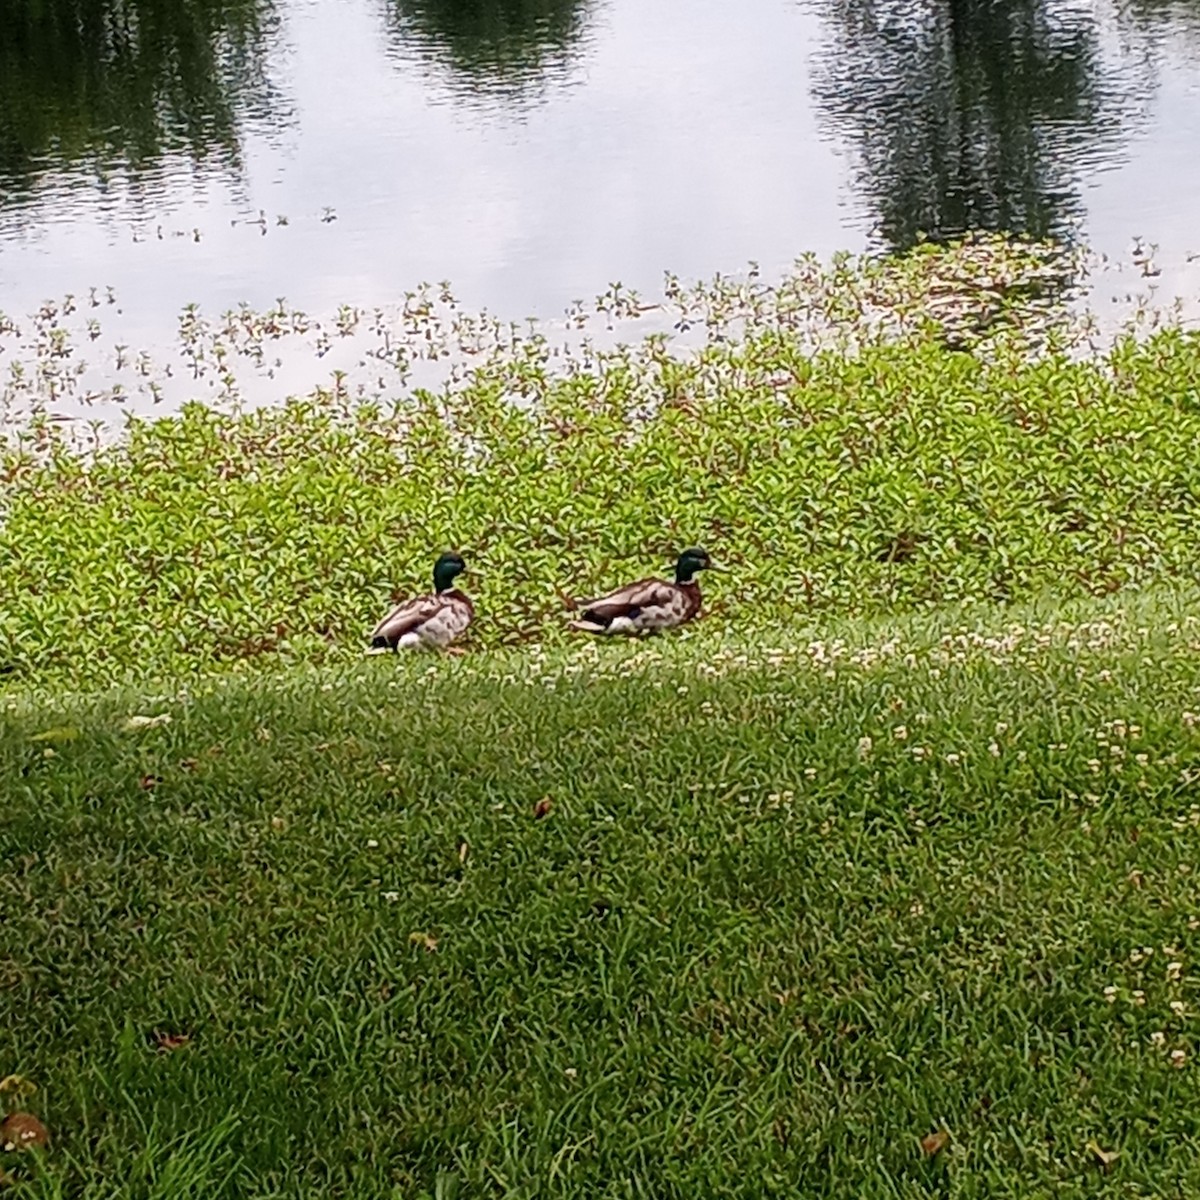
2, 246, 1200, 685
4, 589, 1200, 1196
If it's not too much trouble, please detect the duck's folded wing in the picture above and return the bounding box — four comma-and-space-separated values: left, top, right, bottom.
580, 578, 677, 620
372, 593, 441, 641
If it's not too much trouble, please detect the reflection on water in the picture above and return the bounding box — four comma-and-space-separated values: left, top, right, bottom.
0, 0, 1197, 411
0, 0, 285, 210
0, 0, 1194, 244
810, 0, 1155, 248
386, 0, 592, 101
1123, 0, 1200, 44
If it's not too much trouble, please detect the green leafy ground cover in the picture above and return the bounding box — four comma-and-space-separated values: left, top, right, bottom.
4, 591, 1200, 1196
1, 239, 1198, 686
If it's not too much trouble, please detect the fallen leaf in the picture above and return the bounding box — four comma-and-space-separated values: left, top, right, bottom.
0, 1076, 36, 1098
0, 1112, 48, 1152
534, 796, 553, 819
1087, 1140, 1119, 1170
29, 726, 79, 744
920, 1130, 950, 1157
139, 774, 162, 791
122, 714, 171, 732
1128, 869, 1145, 889
153, 1031, 192, 1053
178, 758, 199, 772
270, 816, 287, 831
409, 931, 438, 952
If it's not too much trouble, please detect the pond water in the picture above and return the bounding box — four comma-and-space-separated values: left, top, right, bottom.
1, 0, 1199, 416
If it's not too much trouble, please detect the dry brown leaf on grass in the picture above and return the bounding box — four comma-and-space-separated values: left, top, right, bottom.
0, 1113, 48, 1152
139, 774, 162, 791
153, 1031, 193, 1053
534, 796, 553, 819
920, 1130, 950, 1157
1087, 1140, 1120, 1170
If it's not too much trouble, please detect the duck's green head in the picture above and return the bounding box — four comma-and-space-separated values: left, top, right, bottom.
433, 551, 467, 592
675, 546, 714, 583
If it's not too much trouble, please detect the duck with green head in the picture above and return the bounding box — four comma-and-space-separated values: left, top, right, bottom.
568, 547, 716, 636
370, 552, 473, 651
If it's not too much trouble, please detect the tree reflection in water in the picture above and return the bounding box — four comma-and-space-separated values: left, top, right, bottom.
810, 0, 1153, 249
0, 0, 282, 192
386, 0, 592, 101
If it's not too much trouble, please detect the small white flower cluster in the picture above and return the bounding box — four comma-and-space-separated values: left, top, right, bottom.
1171, 806, 1200, 833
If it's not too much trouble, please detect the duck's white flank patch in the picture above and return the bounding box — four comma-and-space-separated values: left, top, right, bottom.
606, 616, 639, 636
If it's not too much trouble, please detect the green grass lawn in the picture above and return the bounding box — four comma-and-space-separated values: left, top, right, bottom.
4, 589, 1200, 1197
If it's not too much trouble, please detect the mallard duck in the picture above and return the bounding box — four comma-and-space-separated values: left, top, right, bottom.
568, 547, 716, 636
369, 552, 473, 651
